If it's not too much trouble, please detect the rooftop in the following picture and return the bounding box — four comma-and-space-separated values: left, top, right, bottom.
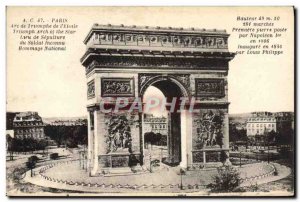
14, 111, 42, 122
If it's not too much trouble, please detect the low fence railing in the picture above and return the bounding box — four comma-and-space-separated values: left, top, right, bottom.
38, 159, 276, 190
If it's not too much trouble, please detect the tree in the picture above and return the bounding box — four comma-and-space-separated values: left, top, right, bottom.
229, 124, 251, 148
229, 123, 239, 143
26, 157, 36, 177
7, 137, 49, 154
72, 125, 88, 145
160, 135, 167, 146
276, 127, 293, 146
208, 166, 242, 192
58, 126, 65, 146
266, 130, 277, 144
229, 124, 248, 145
37, 139, 48, 153
239, 129, 248, 142
155, 133, 162, 145
220, 150, 228, 165
6, 134, 14, 160
144, 132, 156, 148
44, 125, 60, 145
44, 125, 88, 148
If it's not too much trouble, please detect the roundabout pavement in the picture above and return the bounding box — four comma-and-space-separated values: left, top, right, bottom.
24, 159, 291, 195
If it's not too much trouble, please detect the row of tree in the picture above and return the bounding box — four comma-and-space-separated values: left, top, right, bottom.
6, 125, 88, 157
229, 123, 294, 147
144, 132, 167, 148
6, 136, 48, 153
229, 124, 248, 143
44, 125, 87, 148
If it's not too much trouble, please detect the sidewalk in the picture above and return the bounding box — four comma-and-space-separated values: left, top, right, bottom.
241, 163, 291, 187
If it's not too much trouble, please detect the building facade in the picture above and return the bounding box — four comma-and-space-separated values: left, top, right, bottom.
81, 24, 235, 175
246, 111, 293, 136
143, 114, 168, 136
13, 112, 45, 139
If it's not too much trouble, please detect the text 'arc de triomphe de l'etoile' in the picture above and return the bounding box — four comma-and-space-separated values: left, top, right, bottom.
80, 24, 235, 176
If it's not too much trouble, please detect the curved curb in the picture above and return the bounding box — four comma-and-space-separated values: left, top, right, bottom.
39, 160, 206, 190
240, 163, 276, 183
38, 160, 278, 191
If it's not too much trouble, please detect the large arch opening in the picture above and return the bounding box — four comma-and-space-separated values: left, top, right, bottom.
142, 77, 188, 166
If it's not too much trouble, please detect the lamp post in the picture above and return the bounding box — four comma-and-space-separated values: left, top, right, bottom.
239, 151, 242, 167
79, 151, 81, 168
26, 159, 36, 177
180, 168, 185, 190
149, 152, 152, 173
267, 142, 270, 164
84, 145, 87, 171
149, 143, 152, 173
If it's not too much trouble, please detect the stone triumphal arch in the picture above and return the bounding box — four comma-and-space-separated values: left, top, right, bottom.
81, 24, 235, 176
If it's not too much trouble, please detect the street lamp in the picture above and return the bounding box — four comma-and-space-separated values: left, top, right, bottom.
26, 159, 36, 177
180, 168, 186, 190
85, 152, 88, 172
267, 142, 270, 164
149, 152, 152, 173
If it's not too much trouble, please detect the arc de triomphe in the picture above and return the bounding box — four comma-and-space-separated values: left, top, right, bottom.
81, 24, 235, 176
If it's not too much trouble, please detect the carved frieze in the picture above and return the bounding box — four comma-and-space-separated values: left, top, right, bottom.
195, 78, 225, 97
87, 80, 95, 99
101, 78, 134, 97
84, 55, 229, 73
90, 32, 228, 49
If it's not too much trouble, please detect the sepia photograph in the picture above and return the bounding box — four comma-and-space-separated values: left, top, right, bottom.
5, 6, 295, 197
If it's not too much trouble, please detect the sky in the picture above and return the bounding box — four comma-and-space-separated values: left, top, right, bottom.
6, 7, 294, 117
